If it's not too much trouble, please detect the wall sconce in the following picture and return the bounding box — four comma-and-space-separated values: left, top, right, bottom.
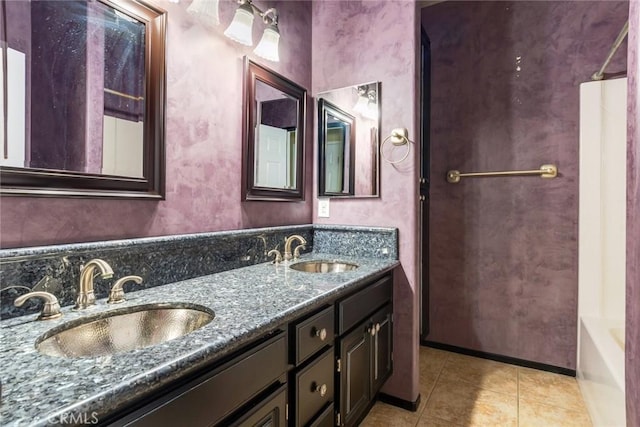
353, 85, 378, 121
225, 0, 280, 62
187, 0, 220, 27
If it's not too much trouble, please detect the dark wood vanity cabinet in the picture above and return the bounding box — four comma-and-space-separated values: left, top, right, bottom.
336, 276, 393, 427
110, 273, 393, 427
111, 332, 288, 427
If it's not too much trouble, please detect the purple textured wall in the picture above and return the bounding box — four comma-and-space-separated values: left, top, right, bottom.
312, 1, 420, 403
423, 1, 628, 370
0, 0, 312, 248
626, 2, 639, 425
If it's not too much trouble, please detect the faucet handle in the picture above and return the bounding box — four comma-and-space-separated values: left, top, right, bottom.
14, 291, 62, 320
108, 275, 143, 304
267, 249, 283, 264
293, 244, 306, 260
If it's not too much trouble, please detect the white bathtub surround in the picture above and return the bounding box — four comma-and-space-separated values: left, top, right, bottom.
578, 77, 627, 427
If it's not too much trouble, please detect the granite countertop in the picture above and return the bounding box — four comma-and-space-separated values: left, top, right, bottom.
0, 252, 399, 426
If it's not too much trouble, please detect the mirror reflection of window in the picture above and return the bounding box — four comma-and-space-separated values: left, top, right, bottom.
254, 80, 298, 189
0, 45, 26, 168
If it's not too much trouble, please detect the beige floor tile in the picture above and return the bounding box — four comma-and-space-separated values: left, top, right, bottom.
360, 401, 424, 427
518, 367, 587, 412
439, 352, 518, 395
423, 377, 517, 427
416, 415, 463, 427
519, 398, 593, 427
419, 347, 449, 375
419, 367, 440, 399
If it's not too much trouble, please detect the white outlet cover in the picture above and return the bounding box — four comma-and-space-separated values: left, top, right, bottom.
318, 199, 330, 218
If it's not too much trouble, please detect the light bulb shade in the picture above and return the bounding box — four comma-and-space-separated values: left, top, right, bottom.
254, 25, 280, 62
224, 4, 254, 46
353, 96, 369, 115
187, 0, 220, 26
362, 103, 378, 121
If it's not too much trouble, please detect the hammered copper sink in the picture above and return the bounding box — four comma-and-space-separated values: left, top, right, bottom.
36, 303, 215, 358
289, 260, 359, 273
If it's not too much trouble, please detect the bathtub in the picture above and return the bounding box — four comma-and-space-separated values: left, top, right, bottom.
577, 317, 626, 426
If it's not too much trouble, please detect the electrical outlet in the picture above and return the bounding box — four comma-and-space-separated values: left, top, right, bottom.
318, 199, 330, 217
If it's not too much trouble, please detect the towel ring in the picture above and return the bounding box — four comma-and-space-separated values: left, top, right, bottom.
381, 128, 411, 164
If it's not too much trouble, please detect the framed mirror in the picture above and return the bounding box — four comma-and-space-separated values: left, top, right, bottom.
317, 82, 380, 198
0, 0, 167, 198
242, 57, 306, 201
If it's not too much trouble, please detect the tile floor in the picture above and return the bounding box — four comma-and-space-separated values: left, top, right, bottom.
360, 346, 592, 427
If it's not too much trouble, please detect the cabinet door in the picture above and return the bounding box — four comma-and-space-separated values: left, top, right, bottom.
370, 304, 393, 396
338, 323, 370, 427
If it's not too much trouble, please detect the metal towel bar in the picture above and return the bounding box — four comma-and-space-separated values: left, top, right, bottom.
446, 164, 558, 183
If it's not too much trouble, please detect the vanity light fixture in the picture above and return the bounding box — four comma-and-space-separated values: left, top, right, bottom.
353, 85, 378, 121
225, 0, 280, 62
187, 0, 220, 27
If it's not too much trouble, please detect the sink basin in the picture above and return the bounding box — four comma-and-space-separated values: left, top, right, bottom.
289, 260, 358, 273
36, 303, 215, 358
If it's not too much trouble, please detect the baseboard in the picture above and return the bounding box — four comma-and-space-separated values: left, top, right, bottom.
378, 392, 421, 412
421, 340, 576, 377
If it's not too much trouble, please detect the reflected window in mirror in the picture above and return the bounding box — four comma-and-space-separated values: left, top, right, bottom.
0, 0, 166, 198
317, 82, 380, 198
243, 58, 306, 201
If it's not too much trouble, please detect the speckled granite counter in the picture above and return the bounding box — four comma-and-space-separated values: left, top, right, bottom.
0, 252, 399, 426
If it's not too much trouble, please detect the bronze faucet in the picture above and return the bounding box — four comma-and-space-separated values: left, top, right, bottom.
75, 259, 114, 309
108, 275, 143, 304
14, 291, 62, 320
283, 235, 307, 261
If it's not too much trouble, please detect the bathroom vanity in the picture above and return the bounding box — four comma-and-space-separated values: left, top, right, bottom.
110, 273, 392, 427
0, 225, 399, 427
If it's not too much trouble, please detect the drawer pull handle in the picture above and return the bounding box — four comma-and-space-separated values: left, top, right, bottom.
313, 327, 328, 341
312, 382, 328, 397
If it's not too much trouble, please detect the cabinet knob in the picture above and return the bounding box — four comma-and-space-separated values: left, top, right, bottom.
375, 323, 381, 332
313, 327, 327, 341
312, 382, 327, 397
368, 325, 376, 336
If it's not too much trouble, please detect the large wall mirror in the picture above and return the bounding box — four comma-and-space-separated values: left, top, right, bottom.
317, 82, 380, 198
242, 58, 306, 201
0, 0, 166, 198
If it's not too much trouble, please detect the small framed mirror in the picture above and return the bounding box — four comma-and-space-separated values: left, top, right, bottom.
317, 82, 380, 198
242, 58, 306, 201
0, 0, 166, 198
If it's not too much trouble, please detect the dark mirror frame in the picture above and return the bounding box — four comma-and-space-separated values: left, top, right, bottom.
242, 57, 306, 201
318, 98, 356, 197
0, 0, 167, 199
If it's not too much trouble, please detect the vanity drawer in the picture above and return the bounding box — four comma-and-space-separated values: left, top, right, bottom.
231, 384, 287, 427
338, 275, 392, 335
293, 306, 335, 365
294, 347, 335, 427
116, 332, 287, 427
